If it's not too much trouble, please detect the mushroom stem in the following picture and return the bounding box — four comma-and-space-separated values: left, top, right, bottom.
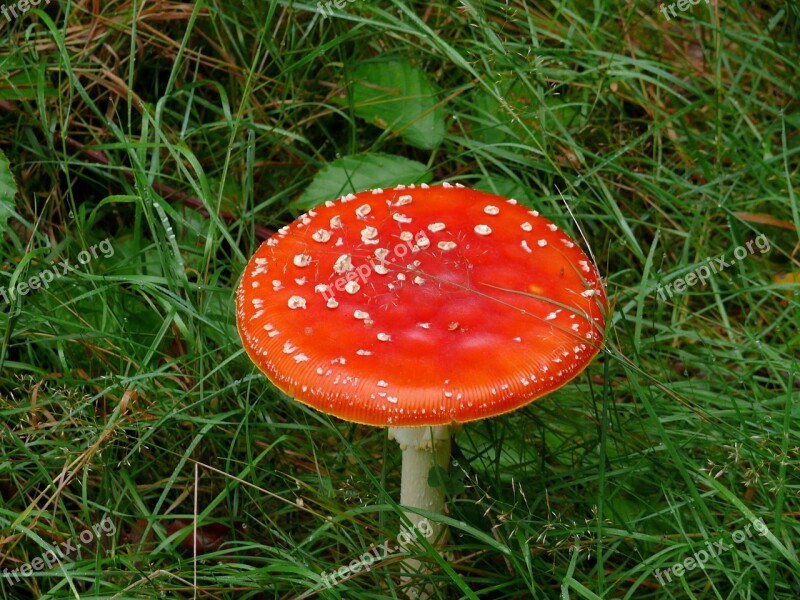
388, 425, 450, 542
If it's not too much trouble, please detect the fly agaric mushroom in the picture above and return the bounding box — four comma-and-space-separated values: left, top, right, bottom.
236, 183, 606, 545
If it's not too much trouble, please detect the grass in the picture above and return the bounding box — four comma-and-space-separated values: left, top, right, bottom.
0, 0, 799, 598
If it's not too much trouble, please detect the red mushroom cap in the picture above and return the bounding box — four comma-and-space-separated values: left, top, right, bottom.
236, 184, 606, 427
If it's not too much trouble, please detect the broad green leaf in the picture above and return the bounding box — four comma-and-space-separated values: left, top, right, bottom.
0, 148, 17, 228
295, 153, 432, 211
470, 88, 519, 146
473, 175, 535, 204
350, 60, 445, 149
0, 68, 58, 101
469, 80, 579, 146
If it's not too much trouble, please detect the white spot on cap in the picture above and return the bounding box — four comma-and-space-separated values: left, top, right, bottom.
507, 198, 517, 204
483, 205, 500, 215
288, 296, 307, 309
393, 213, 412, 224
377, 380, 389, 388
283, 341, 297, 353
251, 281, 260, 288
529, 210, 540, 217
428, 222, 446, 232
294, 353, 309, 363
537, 239, 547, 247
354, 310, 370, 320
314, 284, 328, 293
396, 273, 406, 281
342, 193, 357, 202
272, 280, 283, 290
545, 311, 557, 321
267, 238, 278, 247
326, 298, 339, 308
255, 257, 268, 265
395, 195, 413, 206
356, 349, 373, 356
375, 248, 389, 260
521, 240, 532, 253
294, 277, 307, 285
561, 239, 575, 248
416, 235, 430, 249
324, 201, 335, 208
356, 204, 372, 218
399, 231, 414, 241
377, 332, 392, 341
513, 336, 522, 342
293, 254, 312, 267
547, 223, 558, 231
521, 222, 532, 231
474, 224, 492, 235
413, 276, 425, 285
579, 260, 591, 273
330, 215, 343, 229
420, 183, 429, 189
374, 264, 390, 274
268, 330, 279, 337
581, 289, 597, 297
251, 298, 264, 308
442, 182, 453, 188
345, 281, 360, 294
334, 254, 353, 274
395, 184, 406, 190
361, 226, 378, 240
371, 188, 384, 194
438, 241, 457, 251
387, 396, 399, 403
417, 322, 431, 329
312, 229, 332, 243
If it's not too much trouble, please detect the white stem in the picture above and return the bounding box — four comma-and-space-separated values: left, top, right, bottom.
388, 425, 451, 543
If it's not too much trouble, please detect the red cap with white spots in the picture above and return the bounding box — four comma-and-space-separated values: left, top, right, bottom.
236, 183, 606, 427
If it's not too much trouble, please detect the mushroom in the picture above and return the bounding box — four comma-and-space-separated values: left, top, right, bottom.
236, 183, 606, 559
